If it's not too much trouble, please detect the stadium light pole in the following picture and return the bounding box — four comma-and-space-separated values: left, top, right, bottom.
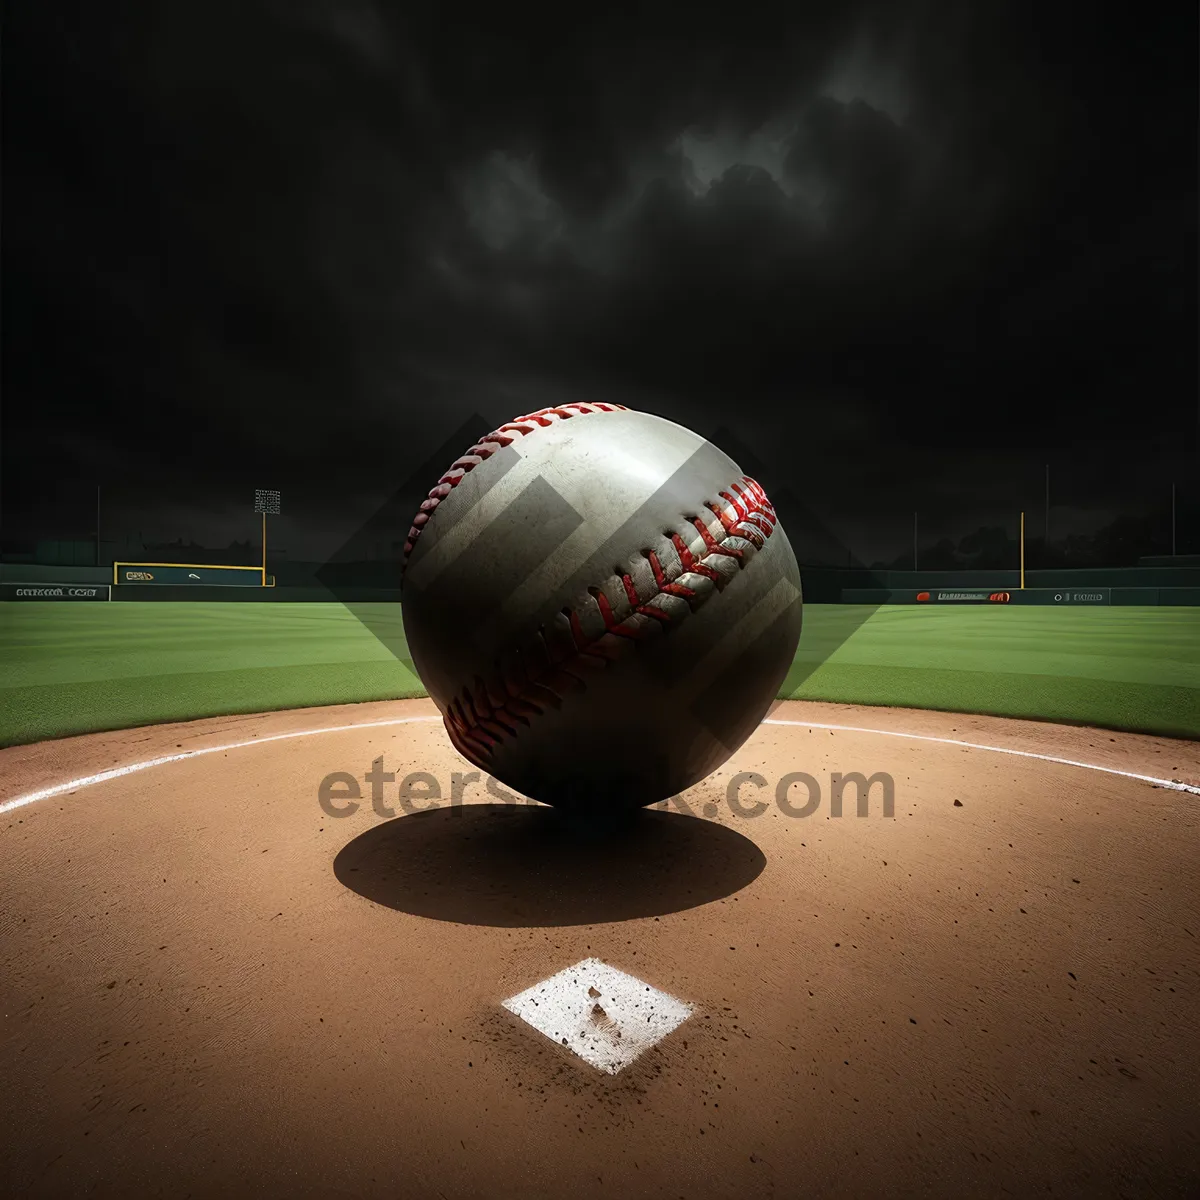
1020, 511, 1026, 589
1044, 463, 1050, 560
254, 489, 281, 586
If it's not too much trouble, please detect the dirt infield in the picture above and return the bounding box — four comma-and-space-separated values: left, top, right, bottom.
2, 698, 1198, 1198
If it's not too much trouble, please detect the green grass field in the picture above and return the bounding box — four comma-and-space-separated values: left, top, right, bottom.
0, 602, 1197, 747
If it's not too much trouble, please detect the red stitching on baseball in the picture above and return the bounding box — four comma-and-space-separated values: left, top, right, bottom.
402, 402, 629, 569
441, 473, 780, 773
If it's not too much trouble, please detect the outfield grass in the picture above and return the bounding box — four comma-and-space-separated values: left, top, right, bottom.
0, 602, 1196, 747
785, 605, 1199, 739
0, 603, 424, 748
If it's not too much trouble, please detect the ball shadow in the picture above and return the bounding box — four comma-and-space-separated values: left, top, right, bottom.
332, 803, 766, 927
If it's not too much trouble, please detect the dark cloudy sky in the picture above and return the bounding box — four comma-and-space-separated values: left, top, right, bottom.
3, 2, 1196, 566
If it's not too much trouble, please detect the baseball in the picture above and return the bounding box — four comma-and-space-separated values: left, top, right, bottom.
400, 403, 803, 814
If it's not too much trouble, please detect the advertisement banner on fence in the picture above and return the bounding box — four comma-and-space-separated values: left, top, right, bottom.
1044, 589, 1110, 604
113, 563, 264, 586
841, 588, 1113, 606
2, 583, 111, 601
917, 590, 1010, 603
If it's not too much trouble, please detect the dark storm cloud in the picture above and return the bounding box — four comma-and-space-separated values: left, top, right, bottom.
2, 2, 1194, 554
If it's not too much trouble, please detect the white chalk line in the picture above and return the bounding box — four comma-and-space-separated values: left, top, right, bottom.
0, 716, 443, 815
1, 712, 1196, 817
763, 719, 1200, 795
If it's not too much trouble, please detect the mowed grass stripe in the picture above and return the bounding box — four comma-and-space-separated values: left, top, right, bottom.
0, 603, 407, 687
1, 661, 425, 746
788, 662, 1198, 740
796, 605, 1199, 690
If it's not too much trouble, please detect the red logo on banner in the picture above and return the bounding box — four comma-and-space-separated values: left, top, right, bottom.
989, 592, 1010, 602
916, 591, 931, 601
